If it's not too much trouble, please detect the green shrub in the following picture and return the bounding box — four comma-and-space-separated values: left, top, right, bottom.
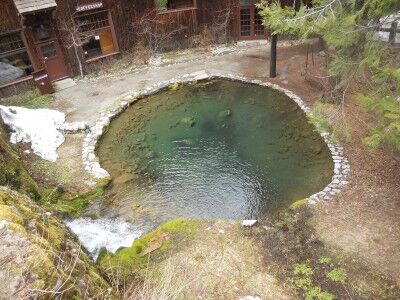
327, 268, 347, 283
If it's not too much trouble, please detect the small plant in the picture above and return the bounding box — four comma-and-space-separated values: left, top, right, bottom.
327, 268, 347, 283
318, 256, 332, 265
155, 0, 168, 11
293, 263, 314, 277
307, 111, 331, 134
305, 286, 336, 300
293, 277, 312, 290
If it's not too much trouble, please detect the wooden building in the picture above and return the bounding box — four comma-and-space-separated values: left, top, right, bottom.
0, 0, 270, 95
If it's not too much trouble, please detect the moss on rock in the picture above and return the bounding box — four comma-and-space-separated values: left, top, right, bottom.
289, 199, 308, 210
0, 188, 111, 299
98, 218, 199, 279
42, 178, 110, 218
0, 120, 41, 200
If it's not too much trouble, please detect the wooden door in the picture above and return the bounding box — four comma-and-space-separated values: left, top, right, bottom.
238, 6, 268, 40
99, 29, 116, 55
36, 39, 69, 81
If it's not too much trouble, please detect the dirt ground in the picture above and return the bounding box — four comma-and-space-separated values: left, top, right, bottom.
312, 104, 400, 284
2, 40, 399, 298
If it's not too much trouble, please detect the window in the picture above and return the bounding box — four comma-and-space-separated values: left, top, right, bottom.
76, 11, 109, 32
0, 32, 25, 54
240, 8, 251, 36
157, 0, 196, 11
0, 32, 33, 86
75, 11, 117, 60
40, 42, 57, 58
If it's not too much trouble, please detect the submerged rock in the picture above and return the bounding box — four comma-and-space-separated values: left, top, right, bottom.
219, 109, 232, 118
180, 138, 195, 146
180, 116, 196, 127
113, 173, 137, 184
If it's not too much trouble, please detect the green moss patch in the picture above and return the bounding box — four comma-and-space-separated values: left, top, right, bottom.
43, 178, 110, 217
0, 188, 110, 297
289, 199, 307, 210
98, 218, 199, 279
0, 121, 41, 200
0, 88, 53, 109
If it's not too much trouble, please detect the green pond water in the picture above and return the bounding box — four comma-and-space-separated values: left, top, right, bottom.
94, 80, 333, 226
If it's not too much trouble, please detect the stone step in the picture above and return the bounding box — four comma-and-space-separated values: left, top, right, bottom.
53, 77, 76, 92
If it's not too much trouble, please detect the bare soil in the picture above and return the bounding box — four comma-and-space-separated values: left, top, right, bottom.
249, 43, 400, 288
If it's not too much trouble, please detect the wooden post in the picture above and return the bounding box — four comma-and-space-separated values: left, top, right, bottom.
270, 34, 277, 78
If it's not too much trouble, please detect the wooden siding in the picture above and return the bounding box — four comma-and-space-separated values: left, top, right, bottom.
0, 0, 21, 32
0, 77, 34, 97
2, 0, 313, 83
157, 7, 199, 35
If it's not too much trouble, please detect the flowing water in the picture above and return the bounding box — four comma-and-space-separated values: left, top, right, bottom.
93, 79, 333, 229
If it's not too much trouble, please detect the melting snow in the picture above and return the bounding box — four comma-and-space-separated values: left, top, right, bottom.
65, 218, 144, 260
0, 105, 87, 162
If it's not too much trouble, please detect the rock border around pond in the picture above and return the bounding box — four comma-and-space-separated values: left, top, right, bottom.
82, 71, 349, 204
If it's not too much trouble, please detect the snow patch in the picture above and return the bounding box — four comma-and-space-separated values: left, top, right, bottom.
0, 105, 88, 162
0, 105, 65, 162
65, 218, 144, 260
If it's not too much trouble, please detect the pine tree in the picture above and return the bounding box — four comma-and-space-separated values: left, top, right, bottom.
259, 0, 400, 150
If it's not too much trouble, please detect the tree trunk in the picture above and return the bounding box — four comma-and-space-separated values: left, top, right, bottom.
73, 45, 84, 77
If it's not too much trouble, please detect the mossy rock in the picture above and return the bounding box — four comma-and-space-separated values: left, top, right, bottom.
98, 218, 199, 279
0, 120, 41, 200
289, 199, 307, 210
43, 178, 110, 217
169, 82, 180, 91
0, 188, 111, 298
180, 116, 196, 127
218, 109, 232, 118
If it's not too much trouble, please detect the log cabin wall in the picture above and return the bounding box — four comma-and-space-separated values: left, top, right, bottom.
54, 0, 154, 75
0, 0, 250, 81
0, 0, 39, 94
0, 0, 21, 32
197, 0, 240, 42
1, 0, 274, 83
59, 0, 153, 51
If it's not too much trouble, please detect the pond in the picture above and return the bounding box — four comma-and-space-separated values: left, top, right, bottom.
92, 79, 333, 228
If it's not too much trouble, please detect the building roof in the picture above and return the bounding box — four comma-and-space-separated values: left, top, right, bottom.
13, 0, 57, 14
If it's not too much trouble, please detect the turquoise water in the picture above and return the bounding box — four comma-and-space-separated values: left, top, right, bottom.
95, 80, 333, 225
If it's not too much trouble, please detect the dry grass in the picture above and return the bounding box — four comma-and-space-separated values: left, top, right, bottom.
108, 221, 291, 300
121, 258, 201, 300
